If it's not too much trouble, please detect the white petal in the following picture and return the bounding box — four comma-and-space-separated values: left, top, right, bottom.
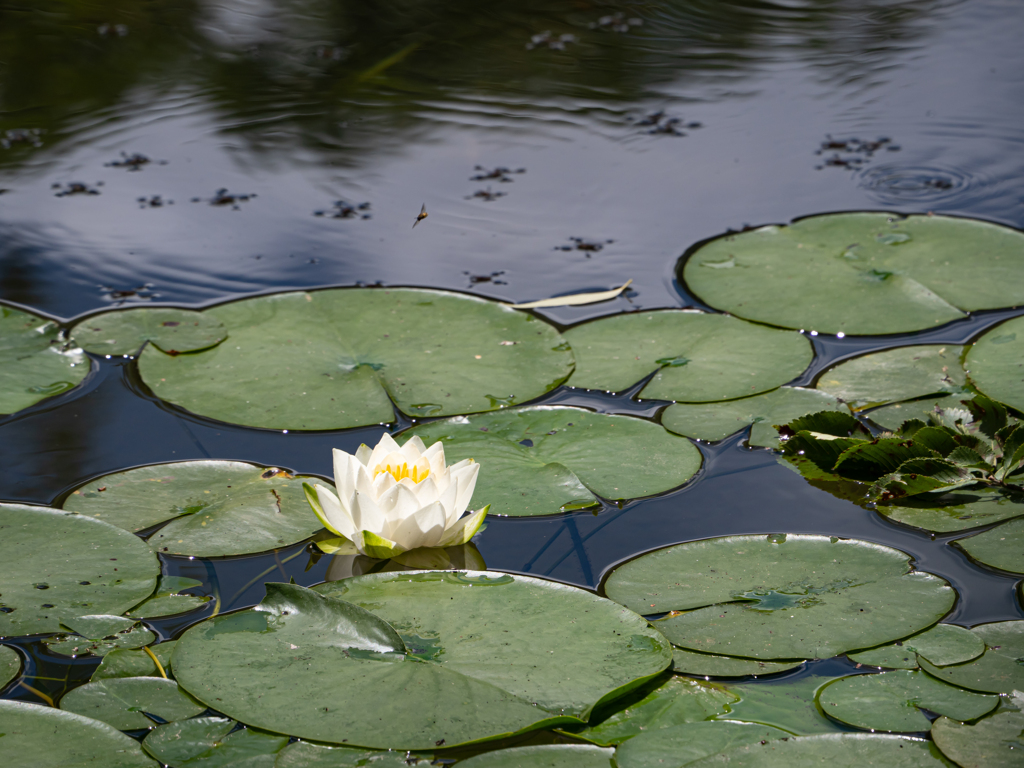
438, 480, 459, 528
426, 445, 448, 477
377, 482, 422, 532
438, 507, 487, 547
315, 484, 357, 540
355, 443, 373, 466
351, 490, 387, 537
399, 435, 427, 461
390, 501, 447, 550
332, 449, 359, 502
367, 433, 402, 470
448, 458, 474, 473
354, 463, 374, 498
372, 471, 395, 500
453, 461, 480, 515
412, 476, 440, 506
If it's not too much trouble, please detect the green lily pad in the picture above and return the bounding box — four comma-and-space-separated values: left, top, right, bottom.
62, 461, 323, 557
0, 305, 88, 415
605, 534, 954, 660
817, 670, 998, 732
127, 576, 210, 618
0, 503, 159, 637
965, 316, 1024, 413
931, 710, 1024, 768
45, 621, 155, 657
568, 676, 737, 746
866, 395, 962, 431
93, 642, 176, 681
718, 675, 845, 735
136, 288, 573, 430
877, 487, 1024, 533
683, 732, 954, 767
615, 721, 790, 768
1, 644, 21, 689
70, 308, 228, 356
456, 745, 614, 768
848, 624, 985, 669
404, 406, 702, 516
671, 648, 804, 678
143, 718, 290, 768
954, 517, 1024, 574
662, 388, 845, 447
0, 699, 156, 767
59, 676, 205, 730
173, 577, 670, 750
681, 213, 1024, 335
562, 310, 812, 401
816, 345, 966, 411
917, 621, 1024, 694
275, 740, 425, 768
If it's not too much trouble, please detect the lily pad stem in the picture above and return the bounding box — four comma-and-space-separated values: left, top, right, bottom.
142, 645, 168, 679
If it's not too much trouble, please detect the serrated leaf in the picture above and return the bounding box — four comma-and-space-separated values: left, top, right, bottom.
946, 445, 990, 469
911, 426, 962, 457
964, 393, 1008, 438
781, 432, 866, 475
833, 438, 939, 481
872, 458, 975, 500
995, 423, 1024, 482
785, 410, 865, 437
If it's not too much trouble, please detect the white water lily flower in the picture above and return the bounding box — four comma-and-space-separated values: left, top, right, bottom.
304, 434, 486, 559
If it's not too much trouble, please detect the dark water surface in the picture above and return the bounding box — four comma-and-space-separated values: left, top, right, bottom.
2, 0, 1023, 724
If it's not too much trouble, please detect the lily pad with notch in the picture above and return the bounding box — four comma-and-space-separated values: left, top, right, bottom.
817, 669, 998, 732
0, 503, 159, 637
0, 699, 156, 767
931, 709, 1024, 768
62, 461, 323, 557
604, 534, 955, 660
70, 308, 228, 356
614, 721, 790, 768
563, 310, 812, 401
916, 621, 1024, 694
848, 623, 985, 669
44, 614, 155, 657
403, 406, 702, 516
663, 387, 845, 447
127, 576, 210, 618
815, 345, 967, 411
59, 676, 205, 730
172, 577, 671, 750
953, 514, 1024, 574
137, 288, 574, 430
965, 315, 1024, 413
93, 641, 176, 680
719, 674, 847, 735
681, 213, 1024, 335
0, 305, 88, 415
143, 717, 290, 768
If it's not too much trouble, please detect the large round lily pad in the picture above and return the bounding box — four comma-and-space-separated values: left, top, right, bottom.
662, 388, 844, 447
562, 310, 812, 401
817, 670, 998, 732
0, 699, 156, 767
172, 577, 671, 749
70, 308, 228, 356
457, 745, 614, 768
847, 623, 985, 669
1, 644, 20, 689
671, 648, 804, 678
403, 406, 702, 516
917, 621, 1024, 694
815, 345, 966, 411
682, 732, 954, 767
965, 315, 1024, 412
137, 288, 574, 430
615, 721, 789, 768
604, 534, 955, 660
63, 461, 323, 557
931, 710, 1024, 768
0, 305, 88, 414
719, 674, 844, 735
60, 676, 206, 730
276, 740, 422, 768
682, 213, 1024, 335
0, 503, 159, 637
954, 514, 1024, 574
876, 487, 1024, 533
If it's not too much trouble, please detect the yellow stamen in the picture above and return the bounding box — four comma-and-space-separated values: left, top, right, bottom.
372, 455, 430, 484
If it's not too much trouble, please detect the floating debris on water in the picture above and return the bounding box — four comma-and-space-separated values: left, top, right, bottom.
470, 166, 525, 182
464, 271, 507, 286
53, 181, 103, 197
466, 187, 506, 201
314, 200, 371, 219
590, 13, 643, 33
555, 237, 615, 254
99, 283, 159, 303
526, 31, 576, 50
137, 195, 173, 208
106, 152, 166, 171
628, 111, 702, 136
1, 128, 44, 149
191, 188, 256, 209
815, 135, 899, 169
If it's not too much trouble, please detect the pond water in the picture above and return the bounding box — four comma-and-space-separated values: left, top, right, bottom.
2, 0, 1023, 763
